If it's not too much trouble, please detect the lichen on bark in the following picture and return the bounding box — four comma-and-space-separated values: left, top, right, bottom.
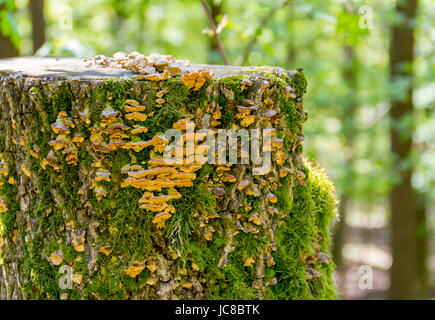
0, 57, 337, 300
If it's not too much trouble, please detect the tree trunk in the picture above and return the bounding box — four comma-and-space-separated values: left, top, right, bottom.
29, 0, 45, 54
206, 0, 224, 65
0, 37, 18, 59
333, 44, 358, 294
0, 57, 337, 300
389, 0, 419, 300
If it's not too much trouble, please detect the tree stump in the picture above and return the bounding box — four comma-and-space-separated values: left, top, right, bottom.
0, 56, 337, 300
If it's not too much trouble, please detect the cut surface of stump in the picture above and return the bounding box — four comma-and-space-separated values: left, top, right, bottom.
0, 56, 337, 300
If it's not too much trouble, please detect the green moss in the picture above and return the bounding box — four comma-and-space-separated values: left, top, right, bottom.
0, 181, 18, 237
271, 162, 338, 300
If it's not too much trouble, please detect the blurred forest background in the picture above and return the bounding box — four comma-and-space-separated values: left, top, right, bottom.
0, 0, 434, 300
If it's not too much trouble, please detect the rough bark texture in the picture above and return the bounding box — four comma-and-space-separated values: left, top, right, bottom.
0, 57, 337, 300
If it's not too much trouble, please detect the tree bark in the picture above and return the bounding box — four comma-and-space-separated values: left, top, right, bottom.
389, 0, 419, 300
333, 40, 359, 294
0, 57, 337, 300
29, 0, 46, 54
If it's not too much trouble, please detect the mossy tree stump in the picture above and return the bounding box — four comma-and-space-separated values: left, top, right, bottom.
0, 57, 337, 300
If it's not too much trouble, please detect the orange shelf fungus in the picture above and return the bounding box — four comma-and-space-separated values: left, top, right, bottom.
121, 164, 143, 174
95, 169, 111, 182
271, 137, 284, 148
182, 282, 193, 289
41, 151, 60, 170
317, 252, 331, 264
105, 123, 131, 133
273, 151, 286, 166
71, 230, 86, 252
146, 261, 157, 273
100, 107, 119, 126
0, 163, 8, 177
156, 89, 168, 98
21, 162, 32, 177
140, 203, 168, 212
220, 173, 237, 183
72, 134, 85, 144
216, 165, 230, 173
48, 135, 70, 151
212, 110, 222, 120
125, 104, 146, 112
306, 267, 322, 280
108, 139, 126, 151
279, 167, 292, 178
51, 118, 71, 135
204, 227, 214, 241
130, 126, 148, 135
244, 257, 255, 267
124, 260, 146, 278
145, 72, 170, 82
241, 79, 253, 91
172, 118, 193, 131
99, 244, 112, 256
152, 211, 172, 229
262, 109, 279, 119
0, 197, 8, 213
263, 98, 274, 106
266, 255, 275, 267
121, 141, 152, 152
240, 115, 255, 127
126, 112, 147, 122
285, 85, 297, 99
125, 99, 139, 107
265, 192, 278, 204
128, 167, 177, 178
267, 206, 280, 216
71, 274, 83, 285
95, 186, 107, 201
237, 179, 250, 191
78, 110, 91, 125
155, 98, 165, 106
237, 105, 256, 117
248, 214, 262, 226
212, 186, 226, 198
296, 171, 306, 180
166, 63, 183, 75
261, 80, 270, 89
199, 69, 214, 80
50, 250, 64, 266
181, 72, 206, 91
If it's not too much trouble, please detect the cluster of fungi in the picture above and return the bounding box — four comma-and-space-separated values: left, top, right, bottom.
0, 53, 336, 299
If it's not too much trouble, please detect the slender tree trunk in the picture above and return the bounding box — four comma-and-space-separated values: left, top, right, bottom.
286, 2, 296, 65
416, 193, 428, 297
333, 45, 358, 294
389, 0, 419, 300
29, 0, 45, 54
207, 0, 223, 64
0, 36, 18, 59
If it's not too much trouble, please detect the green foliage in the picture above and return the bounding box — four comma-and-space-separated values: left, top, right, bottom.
0, 0, 19, 48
